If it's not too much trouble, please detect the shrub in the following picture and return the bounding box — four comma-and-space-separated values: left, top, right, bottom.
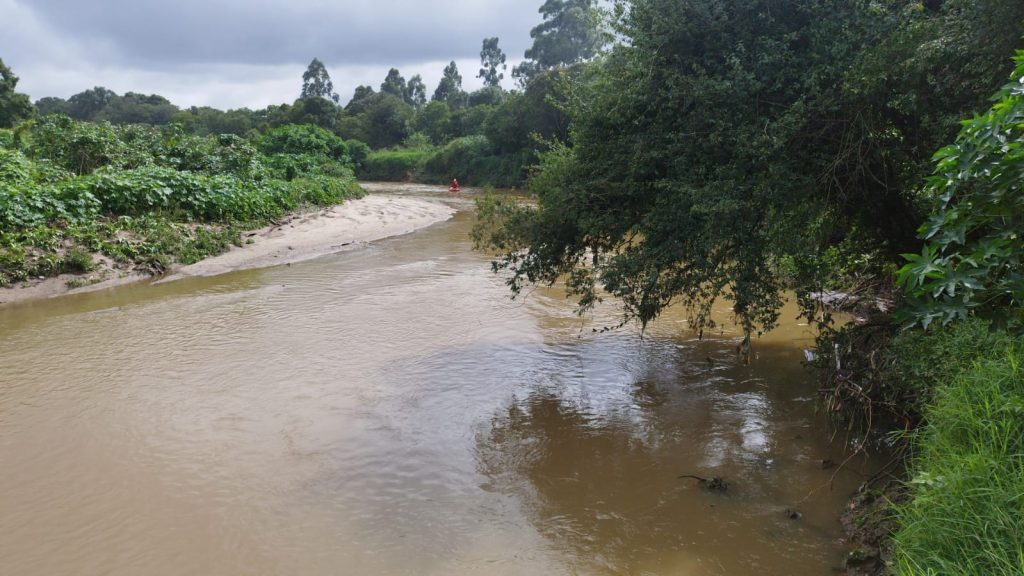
0, 149, 32, 185
260, 124, 348, 161
358, 147, 430, 181
26, 115, 127, 175
344, 139, 370, 169
897, 52, 1024, 333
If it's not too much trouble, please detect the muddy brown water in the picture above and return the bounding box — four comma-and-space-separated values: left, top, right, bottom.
0, 183, 879, 575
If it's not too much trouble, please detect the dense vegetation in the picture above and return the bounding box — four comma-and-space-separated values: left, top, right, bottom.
0, 119, 362, 286
468, 1, 1024, 573
892, 334, 1023, 575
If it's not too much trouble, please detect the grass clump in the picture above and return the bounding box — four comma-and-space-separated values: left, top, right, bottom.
893, 342, 1024, 575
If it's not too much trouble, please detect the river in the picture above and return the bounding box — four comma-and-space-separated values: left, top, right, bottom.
0, 183, 877, 575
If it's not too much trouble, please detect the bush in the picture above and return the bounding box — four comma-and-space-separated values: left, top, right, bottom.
897, 53, 1024, 333
26, 115, 128, 175
260, 124, 348, 161
344, 139, 370, 169
287, 175, 365, 206
0, 149, 32, 185
358, 147, 430, 181
893, 341, 1024, 575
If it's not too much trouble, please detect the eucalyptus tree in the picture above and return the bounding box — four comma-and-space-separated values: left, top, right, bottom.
432, 61, 466, 109
301, 58, 339, 103
405, 74, 427, 108
478, 37, 507, 87
380, 68, 407, 100
512, 0, 606, 86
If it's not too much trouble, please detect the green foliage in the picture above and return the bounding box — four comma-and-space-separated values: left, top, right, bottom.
0, 58, 35, 128
380, 68, 407, 100
358, 148, 431, 181
892, 319, 1013, 407
344, 139, 370, 169
26, 115, 128, 175
260, 124, 348, 160
405, 75, 427, 109
97, 92, 178, 125
42, 87, 182, 125
893, 341, 1024, 575
286, 174, 364, 207
512, 0, 607, 86
419, 136, 527, 187
0, 149, 33, 185
0, 113, 364, 285
897, 53, 1024, 332
301, 58, 340, 103
361, 94, 414, 149
67, 87, 116, 120
478, 37, 508, 87
414, 101, 453, 144
65, 166, 285, 222
432, 61, 466, 108
479, 0, 1024, 335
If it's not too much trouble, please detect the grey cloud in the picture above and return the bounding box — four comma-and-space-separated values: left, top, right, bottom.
19, 0, 538, 68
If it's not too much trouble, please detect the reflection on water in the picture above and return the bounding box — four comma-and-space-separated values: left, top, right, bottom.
0, 185, 877, 575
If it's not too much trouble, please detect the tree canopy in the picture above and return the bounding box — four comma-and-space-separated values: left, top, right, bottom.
0, 59, 35, 128
477, 0, 1024, 335
432, 61, 466, 108
380, 68, 407, 100
301, 58, 340, 103
478, 37, 508, 87
512, 0, 606, 86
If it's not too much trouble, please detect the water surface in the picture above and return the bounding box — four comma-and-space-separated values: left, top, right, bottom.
0, 184, 876, 575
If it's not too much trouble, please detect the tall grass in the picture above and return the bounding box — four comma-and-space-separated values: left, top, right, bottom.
893, 343, 1024, 575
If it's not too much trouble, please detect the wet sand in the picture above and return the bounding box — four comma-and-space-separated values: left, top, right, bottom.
0, 194, 455, 305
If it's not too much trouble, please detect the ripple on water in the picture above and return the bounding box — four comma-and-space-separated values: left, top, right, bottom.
0, 187, 880, 576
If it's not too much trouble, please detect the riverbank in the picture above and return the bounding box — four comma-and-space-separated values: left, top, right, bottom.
0, 193, 455, 305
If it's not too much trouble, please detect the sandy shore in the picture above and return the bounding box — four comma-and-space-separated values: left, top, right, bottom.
162, 194, 454, 280
0, 194, 455, 305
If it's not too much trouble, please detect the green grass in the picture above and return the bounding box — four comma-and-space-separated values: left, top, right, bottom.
893, 342, 1024, 575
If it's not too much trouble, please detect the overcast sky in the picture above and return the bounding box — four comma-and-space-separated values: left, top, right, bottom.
0, 0, 539, 109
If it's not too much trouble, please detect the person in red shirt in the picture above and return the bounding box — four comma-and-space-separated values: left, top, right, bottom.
449, 178, 460, 193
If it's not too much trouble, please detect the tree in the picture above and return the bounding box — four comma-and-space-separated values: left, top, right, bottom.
286, 96, 345, 132
97, 92, 178, 125
432, 61, 465, 108
0, 59, 34, 128
35, 97, 69, 117
478, 37, 508, 87
477, 0, 1024, 337
359, 93, 414, 148
301, 58, 339, 103
406, 75, 427, 108
67, 87, 117, 120
346, 85, 376, 114
413, 100, 452, 144
512, 0, 606, 86
380, 68, 407, 100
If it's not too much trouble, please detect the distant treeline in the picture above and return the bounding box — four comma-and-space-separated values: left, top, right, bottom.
10, 0, 607, 188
